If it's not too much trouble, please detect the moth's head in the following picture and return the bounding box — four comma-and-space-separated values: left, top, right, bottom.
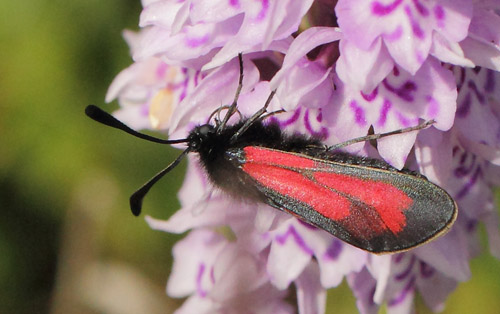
188, 124, 216, 151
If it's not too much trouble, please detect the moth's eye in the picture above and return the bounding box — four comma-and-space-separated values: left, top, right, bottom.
198, 124, 214, 137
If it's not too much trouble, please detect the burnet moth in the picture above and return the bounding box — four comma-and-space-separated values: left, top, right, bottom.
86, 54, 457, 254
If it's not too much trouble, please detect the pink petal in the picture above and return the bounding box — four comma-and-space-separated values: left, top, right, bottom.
368, 255, 392, 304
271, 27, 341, 89
167, 230, 226, 297
267, 220, 314, 289
168, 56, 260, 139
336, 37, 394, 93
204, 0, 313, 69
326, 58, 457, 168
430, 32, 475, 68
189, 0, 243, 24
462, 4, 500, 70
414, 128, 453, 185
210, 244, 267, 302
317, 239, 368, 288
336, 0, 472, 74
415, 228, 471, 282
140, 0, 187, 30
347, 268, 379, 314
417, 269, 457, 312
295, 262, 326, 314
484, 211, 500, 259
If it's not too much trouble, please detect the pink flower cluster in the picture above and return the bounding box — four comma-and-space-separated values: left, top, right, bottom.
107, 0, 500, 313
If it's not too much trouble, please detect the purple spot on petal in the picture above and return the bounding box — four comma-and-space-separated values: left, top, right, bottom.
394, 252, 406, 263
419, 262, 435, 278
458, 151, 470, 166
456, 93, 471, 118
372, 0, 403, 15
268, 116, 279, 126
412, 23, 425, 39
383, 79, 417, 102
178, 74, 191, 101
196, 263, 207, 297
402, 81, 417, 100
396, 112, 412, 128
395, 255, 416, 281
350, 100, 367, 126
361, 88, 379, 102
457, 68, 466, 91
412, 0, 429, 16
317, 110, 323, 123
179, 90, 187, 102
466, 219, 478, 232
324, 239, 343, 260
210, 266, 216, 284
426, 95, 439, 118
434, 5, 444, 20
186, 34, 210, 48
256, 0, 269, 20
468, 80, 485, 104
304, 110, 329, 139
416, 51, 426, 64
455, 167, 482, 200
384, 26, 403, 41
396, 111, 413, 127
229, 0, 240, 8
454, 155, 475, 177
434, 5, 445, 27
369, 286, 376, 306
405, 6, 425, 39
377, 100, 392, 127
484, 69, 495, 93
388, 275, 416, 306
193, 72, 199, 87
272, 108, 301, 127
275, 225, 314, 255
140, 103, 149, 117
156, 62, 168, 80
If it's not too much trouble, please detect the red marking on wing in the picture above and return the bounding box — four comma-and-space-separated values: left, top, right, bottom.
244, 146, 315, 169
313, 172, 412, 233
242, 163, 351, 220
242, 147, 413, 235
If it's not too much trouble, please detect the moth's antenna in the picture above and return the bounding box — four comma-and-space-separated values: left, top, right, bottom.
230, 90, 277, 143
207, 105, 242, 125
217, 53, 244, 133
86, 104, 191, 216
130, 148, 191, 216
327, 120, 435, 151
85, 105, 189, 145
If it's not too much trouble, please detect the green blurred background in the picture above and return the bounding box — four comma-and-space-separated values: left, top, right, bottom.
0, 1, 499, 313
